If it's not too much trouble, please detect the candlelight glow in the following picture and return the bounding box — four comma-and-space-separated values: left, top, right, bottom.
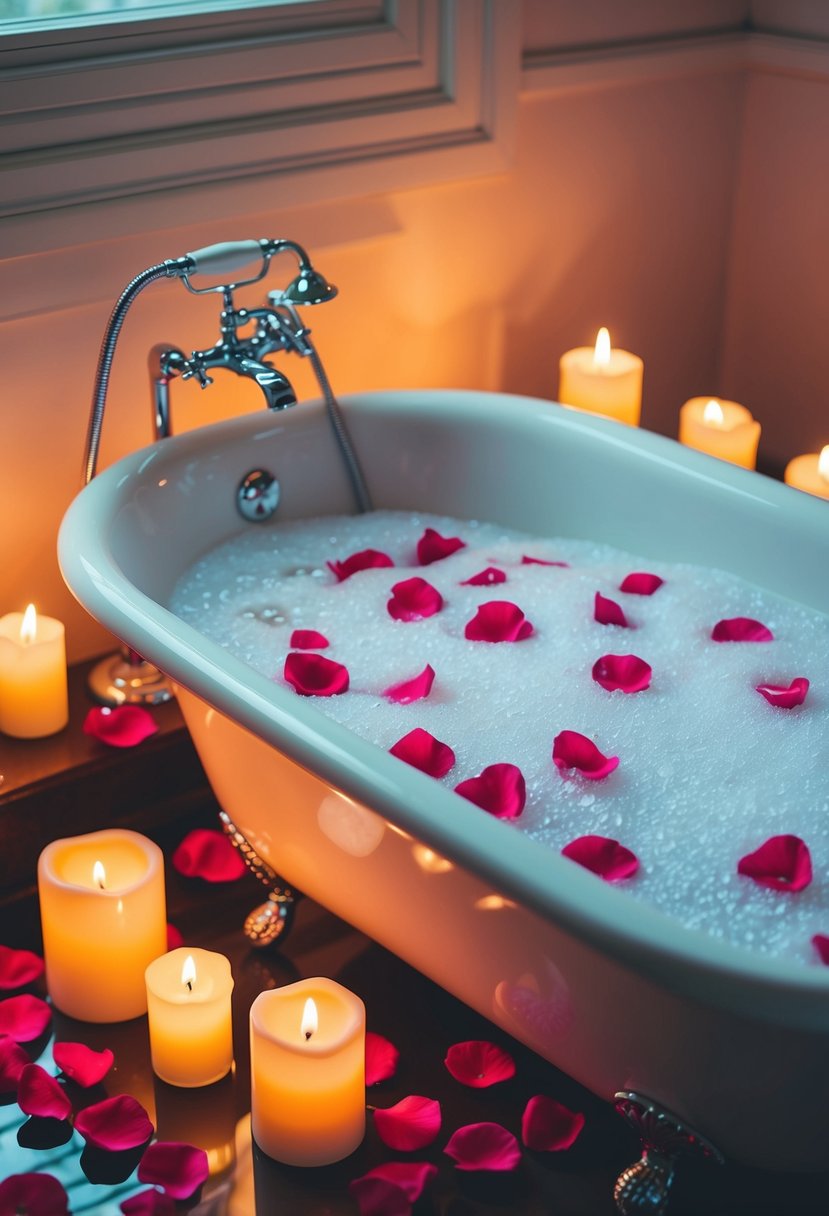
301, 997, 318, 1041
181, 953, 197, 990
593, 327, 611, 367
703, 399, 724, 427
20, 603, 37, 644
92, 860, 106, 890
819, 446, 829, 482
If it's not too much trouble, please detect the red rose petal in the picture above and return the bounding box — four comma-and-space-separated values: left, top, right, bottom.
755, 678, 809, 708
17, 1063, 71, 1121
383, 665, 435, 705
0, 1174, 69, 1216
711, 617, 774, 642
357, 1163, 437, 1204
521, 1095, 585, 1151
562, 835, 639, 882
464, 600, 534, 643
737, 835, 812, 892
591, 654, 652, 694
812, 935, 829, 965
444, 1040, 516, 1088
389, 728, 455, 778
619, 572, 664, 595
0, 994, 51, 1042
387, 578, 443, 622
83, 705, 158, 748
284, 651, 349, 696
444, 1122, 521, 1171
454, 764, 526, 819
0, 1036, 31, 1091
521, 555, 569, 568
374, 1095, 442, 1151
328, 549, 394, 582
53, 1041, 114, 1088
461, 567, 507, 586
553, 731, 619, 780
166, 923, 184, 951
172, 829, 247, 883
121, 1190, 176, 1216
594, 592, 630, 628
417, 528, 466, 565
366, 1032, 400, 1086
137, 1142, 209, 1201
0, 945, 44, 990
74, 1094, 154, 1151
348, 1178, 411, 1216
289, 629, 330, 650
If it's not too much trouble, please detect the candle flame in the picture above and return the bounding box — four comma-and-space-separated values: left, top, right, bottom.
593, 327, 611, 367
301, 997, 318, 1041
181, 954, 197, 991
92, 860, 106, 890
703, 399, 724, 427
20, 603, 37, 644
819, 445, 829, 482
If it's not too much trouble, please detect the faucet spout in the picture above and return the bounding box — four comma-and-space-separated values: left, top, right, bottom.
234, 356, 297, 410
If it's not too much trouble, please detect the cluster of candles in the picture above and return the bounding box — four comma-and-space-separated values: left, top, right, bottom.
37, 828, 365, 1167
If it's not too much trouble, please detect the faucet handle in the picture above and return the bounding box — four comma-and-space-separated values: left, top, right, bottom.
180, 359, 213, 389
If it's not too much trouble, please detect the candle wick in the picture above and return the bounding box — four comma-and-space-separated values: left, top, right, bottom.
186, 980, 193, 992
305, 1030, 312, 1041
97, 880, 105, 890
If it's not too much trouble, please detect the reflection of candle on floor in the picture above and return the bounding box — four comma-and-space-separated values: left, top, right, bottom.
678, 397, 761, 469
0, 604, 68, 738
155, 1070, 237, 1176
784, 446, 829, 500
558, 328, 644, 426
145, 948, 234, 1087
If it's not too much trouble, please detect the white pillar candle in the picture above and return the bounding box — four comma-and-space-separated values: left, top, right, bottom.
558, 328, 644, 426
250, 977, 365, 1166
146, 948, 234, 1088
0, 604, 68, 738
784, 445, 829, 500
678, 397, 761, 469
38, 829, 167, 1023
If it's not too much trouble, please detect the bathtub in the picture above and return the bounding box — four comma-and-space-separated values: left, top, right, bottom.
59, 390, 829, 1172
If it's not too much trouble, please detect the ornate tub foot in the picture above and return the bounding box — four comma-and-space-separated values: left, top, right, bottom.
219, 811, 301, 948
613, 1092, 724, 1215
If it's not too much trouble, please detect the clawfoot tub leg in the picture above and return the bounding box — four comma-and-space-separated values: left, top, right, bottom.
219, 811, 302, 948
613, 1092, 724, 1214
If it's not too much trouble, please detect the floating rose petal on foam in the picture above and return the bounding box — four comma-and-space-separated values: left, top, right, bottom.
166, 923, 183, 951
74, 1094, 154, 1152
444, 1040, 516, 1088
138, 1142, 209, 1201
383, 665, 435, 705
0, 945, 44, 990
387, 578, 443, 622
521, 555, 569, 568
737, 835, 812, 892
172, 829, 246, 883
289, 629, 330, 650
591, 654, 652, 694
328, 549, 394, 582
619, 572, 664, 595
374, 1095, 442, 1151
755, 677, 809, 708
444, 1122, 521, 1171
121, 1190, 176, 1216
812, 935, 829, 965
83, 705, 158, 748
464, 601, 533, 643
0, 1174, 69, 1216
711, 617, 774, 642
594, 592, 629, 628
53, 1042, 114, 1088
562, 835, 639, 882
284, 651, 350, 696
454, 764, 526, 819
0, 1036, 30, 1091
461, 567, 507, 587
553, 731, 619, 780
417, 528, 466, 565
0, 994, 51, 1042
521, 1095, 585, 1151
389, 728, 455, 778
17, 1064, 71, 1121
350, 1163, 437, 1216
366, 1032, 400, 1086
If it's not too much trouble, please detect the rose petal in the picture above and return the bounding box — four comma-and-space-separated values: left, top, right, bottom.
521, 555, 569, 568
562, 835, 639, 882
444, 1122, 521, 1171
348, 1178, 411, 1216
387, 578, 443, 622
461, 567, 507, 586
137, 1142, 209, 1201
284, 651, 349, 696
619, 572, 664, 595
172, 829, 247, 883
0, 994, 51, 1043
328, 549, 394, 582
53, 1041, 114, 1088
121, 1190, 177, 1216
74, 1094, 154, 1151
0, 1174, 69, 1216
737, 835, 812, 892
383, 665, 435, 705
289, 629, 330, 650
417, 528, 466, 565
17, 1063, 71, 1121
166, 923, 183, 951
444, 1040, 516, 1088
356, 1163, 437, 1204
83, 705, 158, 748
454, 764, 526, 819
812, 935, 829, 965
374, 1095, 442, 1151
552, 731, 619, 780
755, 678, 809, 708
711, 617, 774, 642
366, 1032, 400, 1086
0, 1036, 31, 1091
0, 945, 44, 990
389, 728, 455, 778
464, 601, 534, 643
521, 1095, 585, 1151
591, 654, 652, 694
594, 592, 630, 628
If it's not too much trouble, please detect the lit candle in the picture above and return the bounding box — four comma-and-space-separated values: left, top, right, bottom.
38, 829, 166, 1022
558, 328, 644, 426
250, 977, 365, 1166
145, 947, 234, 1088
678, 397, 761, 469
784, 445, 829, 500
0, 604, 68, 738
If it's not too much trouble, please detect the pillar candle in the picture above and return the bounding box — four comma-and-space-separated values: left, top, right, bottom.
38, 829, 166, 1022
784, 446, 829, 500
558, 328, 644, 426
0, 604, 68, 738
145, 948, 234, 1088
250, 977, 365, 1166
678, 397, 760, 469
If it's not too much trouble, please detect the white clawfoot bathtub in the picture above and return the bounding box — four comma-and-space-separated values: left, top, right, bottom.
59, 390, 829, 1171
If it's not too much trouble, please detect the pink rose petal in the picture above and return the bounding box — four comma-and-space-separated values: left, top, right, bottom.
83, 705, 158, 748
137, 1142, 209, 1201
374, 1095, 442, 1151
464, 600, 534, 642
387, 578, 443, 622
74, 1095, 154, 1151
562, 835, 639, 882
594, 592, 630, 628
812, 935, 829, 965
444, 1122, 521, 1171
328, 549, 394, 582
711, 617, 774, 642
755, 678, 809, 708
121, 1190, 176, 1216
389, 728, 455, 778
454, 763, 526, 819
172, 829, 247, 883
357, 1164, 437, 1204
284, 651, 349, 696
0, 945, 44, 990
289, 629, 330, 650
417, 528, 466, 565
553, 731, 619, 780
591, 654, 652, 694
737, 835, 812, 892
0, 1036, 31, 1091
0, 994, 51, 1043
348, 1178, 411, 1216
383, 665, 435, 705
53, 1042, 114, 1088
619, 572, 664, 595
521, 555, 569, 568
444, 1040, 516, 1088
166, 923, 183, 951
521, 1095, 585, 1151
17, 1063, 71, 1121
0, 1174, 69, 1216
366, 1032, 400, 1086
461, 567, 507, 586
